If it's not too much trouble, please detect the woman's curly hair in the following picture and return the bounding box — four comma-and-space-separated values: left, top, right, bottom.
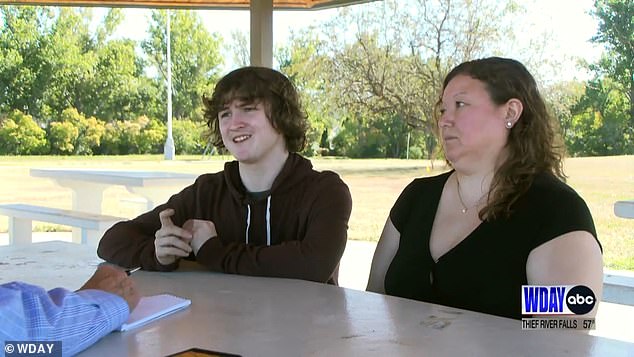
202, 66, 308, 152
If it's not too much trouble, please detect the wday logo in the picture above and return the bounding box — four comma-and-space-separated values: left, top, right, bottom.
522, 285, 596, 315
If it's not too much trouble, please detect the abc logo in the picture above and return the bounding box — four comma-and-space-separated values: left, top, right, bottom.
566, 285, 596, 315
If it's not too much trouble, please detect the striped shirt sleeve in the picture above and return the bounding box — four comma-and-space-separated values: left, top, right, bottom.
0, 281, 130, 356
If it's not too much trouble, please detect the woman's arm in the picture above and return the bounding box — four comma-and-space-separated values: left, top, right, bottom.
366, 217, 400, 293
526, 230, 603, 317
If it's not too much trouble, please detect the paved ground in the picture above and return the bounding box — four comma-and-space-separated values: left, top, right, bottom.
338, 239, 376, 290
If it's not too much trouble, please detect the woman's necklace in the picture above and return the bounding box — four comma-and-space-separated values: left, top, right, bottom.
455, 175, 488, 214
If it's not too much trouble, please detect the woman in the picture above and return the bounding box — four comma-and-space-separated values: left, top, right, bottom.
366, 57, 603, 319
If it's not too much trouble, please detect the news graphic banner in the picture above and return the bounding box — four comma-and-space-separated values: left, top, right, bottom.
4, 341, 61, 357
521, 285, 596, 330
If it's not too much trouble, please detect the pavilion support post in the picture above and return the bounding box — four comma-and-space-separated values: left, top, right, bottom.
250, 0, 273, 68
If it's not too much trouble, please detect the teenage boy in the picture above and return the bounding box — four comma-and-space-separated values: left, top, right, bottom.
98, 67, 352, 284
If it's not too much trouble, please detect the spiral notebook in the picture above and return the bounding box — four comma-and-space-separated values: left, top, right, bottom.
118, 293, 191, 331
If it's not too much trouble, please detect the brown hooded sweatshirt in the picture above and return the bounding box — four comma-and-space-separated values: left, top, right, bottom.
97, 153, 352, 284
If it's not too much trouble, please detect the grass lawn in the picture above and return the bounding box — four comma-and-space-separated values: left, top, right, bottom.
0, 154, 632, 270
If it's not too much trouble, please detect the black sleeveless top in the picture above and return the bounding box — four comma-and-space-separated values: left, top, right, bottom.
385, 171, 600, 319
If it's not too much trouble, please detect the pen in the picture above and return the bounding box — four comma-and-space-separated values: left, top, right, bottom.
126, 267, 141, 276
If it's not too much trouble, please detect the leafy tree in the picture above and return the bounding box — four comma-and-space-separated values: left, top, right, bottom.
569, 78, 632, 156
0, 110, 48, 154
142, 10, 224, 122
566, 0, 634, 156
94, 7, 124, 44
0, 6, 54, 117
1, 6, 161, 128
228, 30, 250, 68
332, 112, 411, 158
320, 0, 521, 158
591, 0, 633, 127
277, 29, 336, 155
89, 39, 162, 122
542, 80, 585, 147
39, 8, 159, 124
36, 7, 96, 122
331, 114, 369, 158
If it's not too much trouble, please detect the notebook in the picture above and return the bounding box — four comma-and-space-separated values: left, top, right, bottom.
118, 294, 192, 331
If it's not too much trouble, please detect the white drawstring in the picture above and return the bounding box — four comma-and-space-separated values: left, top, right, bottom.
244, 198, 271, 246
266, 196, 271, 246
245, 204, 251, 244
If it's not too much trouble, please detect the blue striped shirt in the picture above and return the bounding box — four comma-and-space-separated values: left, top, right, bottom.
0, 282, 130, 356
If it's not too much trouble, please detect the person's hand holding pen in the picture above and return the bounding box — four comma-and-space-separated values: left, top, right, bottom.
79, 265, 141, 311
154, 208, 193, 266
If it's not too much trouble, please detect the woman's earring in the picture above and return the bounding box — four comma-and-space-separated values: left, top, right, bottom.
505, 121, 513, 129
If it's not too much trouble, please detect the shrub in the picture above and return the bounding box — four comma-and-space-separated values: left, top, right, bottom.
48, 108, 106, 155
172, 119, 207, 155
100, 116, 165, 154
0, 110, 48, 154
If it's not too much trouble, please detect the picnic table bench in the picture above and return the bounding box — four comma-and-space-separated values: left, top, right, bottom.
0, 203, 123, 246
30, 168, 196, 242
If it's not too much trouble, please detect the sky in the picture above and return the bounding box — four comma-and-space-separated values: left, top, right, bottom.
513, 0, 603, 81
103, 6, 338, 46
529, 0, 600, 59
93, 0, 603, 82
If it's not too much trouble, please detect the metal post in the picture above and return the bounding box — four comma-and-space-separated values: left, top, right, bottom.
164, 10, 175, 160
406, 131, 411, 160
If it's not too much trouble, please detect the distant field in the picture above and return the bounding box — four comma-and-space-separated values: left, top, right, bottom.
0, 155, 632, 270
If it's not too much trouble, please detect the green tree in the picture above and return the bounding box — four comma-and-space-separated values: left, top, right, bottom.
569, 78, 632, 156
0, 6, 53, 117
36, 7, 96, 122
568, 0, 634, 156
542, 80, 585, 147
142, 10, 224, 121
320, 0, 521, 158
0, 110, 48, 154
591, 0, 634, 128
39, 8, 159, 124
228, 30, 250, 68
84, 39, 162, 122
1, 6, 160, 127
277, 29, 336, 155
332, 112, 411, 158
